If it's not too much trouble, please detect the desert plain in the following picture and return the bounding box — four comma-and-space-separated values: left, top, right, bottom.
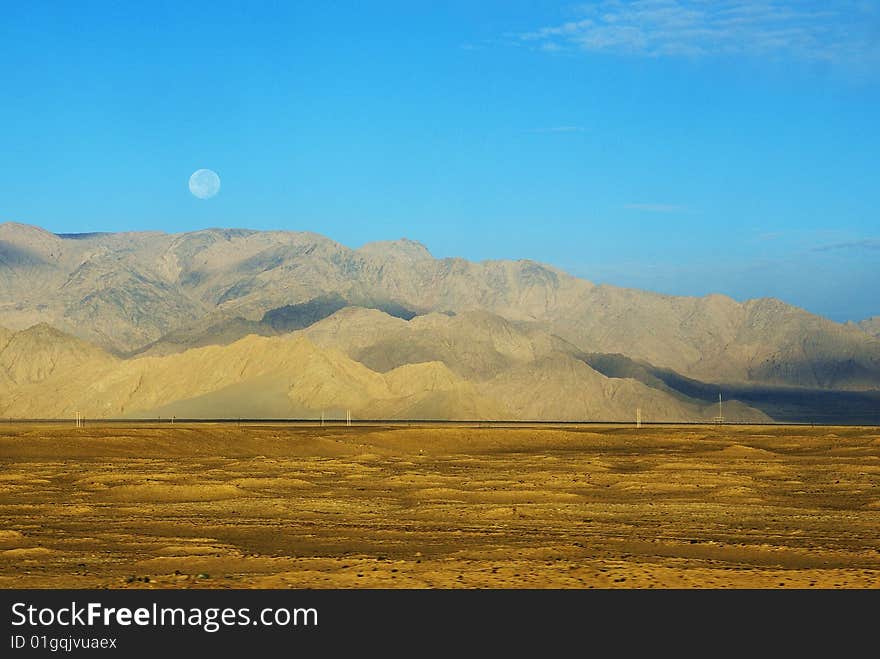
1, 422, 878, 589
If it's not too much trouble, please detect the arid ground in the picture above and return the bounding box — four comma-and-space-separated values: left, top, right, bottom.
1, 423, 878, 588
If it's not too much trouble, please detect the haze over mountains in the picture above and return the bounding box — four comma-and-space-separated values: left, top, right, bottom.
1, 221, 878, 422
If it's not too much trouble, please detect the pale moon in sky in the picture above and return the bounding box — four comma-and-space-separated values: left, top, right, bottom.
188, 169, 221, 199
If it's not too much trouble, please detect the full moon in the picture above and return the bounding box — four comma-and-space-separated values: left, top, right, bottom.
188, 169, 221, 199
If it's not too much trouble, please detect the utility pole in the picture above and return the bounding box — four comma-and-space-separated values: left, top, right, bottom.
346, 409, 351, 427
714, 393, 725, 425
636, 407, 642, 429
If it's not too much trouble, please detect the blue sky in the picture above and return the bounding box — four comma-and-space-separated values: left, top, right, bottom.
1, 1, 878, 321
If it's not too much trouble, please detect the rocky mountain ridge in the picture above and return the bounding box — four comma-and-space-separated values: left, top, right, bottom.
2, 221, 878, 405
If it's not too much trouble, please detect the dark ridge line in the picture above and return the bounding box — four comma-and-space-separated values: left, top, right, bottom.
55, 232, 112, 240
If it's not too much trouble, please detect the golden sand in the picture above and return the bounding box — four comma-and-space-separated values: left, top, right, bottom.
0, 423, 878, 588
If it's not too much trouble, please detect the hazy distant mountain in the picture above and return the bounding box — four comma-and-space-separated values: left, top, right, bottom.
1, 221, 879, 403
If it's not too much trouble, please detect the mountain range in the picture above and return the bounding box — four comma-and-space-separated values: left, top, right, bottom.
1, 221, 878, 422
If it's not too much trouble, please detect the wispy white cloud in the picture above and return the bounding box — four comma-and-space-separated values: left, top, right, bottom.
515, 1, 880, 65
623, 202, 688, 212
813, 238, 880, 252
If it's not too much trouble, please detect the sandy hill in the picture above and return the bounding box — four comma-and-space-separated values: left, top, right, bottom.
304, 308, 574, 381
0, 320, 768, 423
304, 308, 772, 422
0, 323, 117, 385
1, 221, 878, 394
